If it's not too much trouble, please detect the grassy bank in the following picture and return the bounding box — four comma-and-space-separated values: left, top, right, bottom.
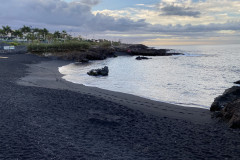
27, 41, 91, 53
26, 41, 117, 62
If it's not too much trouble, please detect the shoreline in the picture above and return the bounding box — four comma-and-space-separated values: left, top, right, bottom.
18, 56, 212, 124
1, 52, 240, 159
68, 78, 210, 110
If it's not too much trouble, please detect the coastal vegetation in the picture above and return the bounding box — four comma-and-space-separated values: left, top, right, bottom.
0, 25, 119, 46
0, 25, 122, 60
0, 25, 181, 61
27, 41, 91, 53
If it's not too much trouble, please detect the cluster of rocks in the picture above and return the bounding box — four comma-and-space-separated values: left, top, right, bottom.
87, 66, 109, 76
211, 85, 240, 128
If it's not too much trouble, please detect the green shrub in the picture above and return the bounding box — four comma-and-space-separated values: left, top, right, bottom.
112, 41, 121, 46
1, 41, 21, 46
99, 41, 111, 48
27, 41, 91, 53
9, 42, 20, 46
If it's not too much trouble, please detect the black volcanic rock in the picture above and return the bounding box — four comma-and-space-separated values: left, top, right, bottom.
221, 99, 240, 128
136, 56, 151, 60
211, 86, 240, 128
114, 44, 183, 56
130, 48, 167, 56
210, 86, 240, 112
87, 66, 109, 76
128, 44, 148, 50
234, 80, 240, 85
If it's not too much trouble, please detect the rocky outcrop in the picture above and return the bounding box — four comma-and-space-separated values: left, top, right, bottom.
234, 80, 240, 85
131, 48, 167, 56
221, 99, 240, 128
42, 44, 183, 62
128, 44, 148, 50
87, 66, 109, 76
211, 86, 240, 128
46, 45, 116, 62
210, 86, 240, 112
114, 44, 183, 57
136, 56, 151, 60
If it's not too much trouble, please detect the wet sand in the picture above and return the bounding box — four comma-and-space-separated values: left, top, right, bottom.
1, 53, 240, 159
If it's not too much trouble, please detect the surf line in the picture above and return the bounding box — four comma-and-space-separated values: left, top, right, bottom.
0, 57, 8, 59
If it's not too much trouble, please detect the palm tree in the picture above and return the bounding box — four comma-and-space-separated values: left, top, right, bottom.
43, 28, 49, 35
46, 33, 54, 43
33, 28, 40, 33
61, 30, 67, 39
25, 33, 36, 42
42, 28, 49, 41
12, 30, 23, 38
31, 28, 43, 40
20, 25, 31, 34
53, 31, 61, 39
2, 25, 12, 36
0, 29, 4, 37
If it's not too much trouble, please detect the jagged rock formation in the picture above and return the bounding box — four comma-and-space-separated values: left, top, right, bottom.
234, 80, 240, 85
114, 44, 183, 56
211, 86, 240, 128
87, 66, 109, 76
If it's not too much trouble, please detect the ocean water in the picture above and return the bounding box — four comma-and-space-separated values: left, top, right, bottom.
59, 44, 240, 109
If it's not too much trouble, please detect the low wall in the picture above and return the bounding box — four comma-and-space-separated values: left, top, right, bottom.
0, 46, 27, 54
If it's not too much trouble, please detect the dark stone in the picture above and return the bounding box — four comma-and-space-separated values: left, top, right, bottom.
211, 86, 240, 128
128, 44, 148, 50
85, 51, 107, 60
136, 56, 151, 60
210, 86, 240, 111
128, 47, 183, 56
114, 44, 183, 56
87, 66, 109, 76
234, 80, 240, 85
79, 58, 89, 63
222, 99, 240, 128
130, 49, 166, 56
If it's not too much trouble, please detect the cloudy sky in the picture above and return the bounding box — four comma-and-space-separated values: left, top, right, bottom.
0, 0, 240, 46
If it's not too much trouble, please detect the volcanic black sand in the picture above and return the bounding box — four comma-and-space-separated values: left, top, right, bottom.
1, 53, 240, 160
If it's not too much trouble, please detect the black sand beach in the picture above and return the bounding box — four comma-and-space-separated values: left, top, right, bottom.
1, 53, 240, 159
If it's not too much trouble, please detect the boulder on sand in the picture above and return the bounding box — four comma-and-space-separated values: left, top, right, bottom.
87, 66, 109, 76
210, 86, 240, 112
211, 86, 240, 128
221, 99, 240, 128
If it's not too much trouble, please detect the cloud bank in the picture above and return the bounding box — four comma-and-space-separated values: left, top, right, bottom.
0, 0, 240, 45
0, 0, 147, 32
